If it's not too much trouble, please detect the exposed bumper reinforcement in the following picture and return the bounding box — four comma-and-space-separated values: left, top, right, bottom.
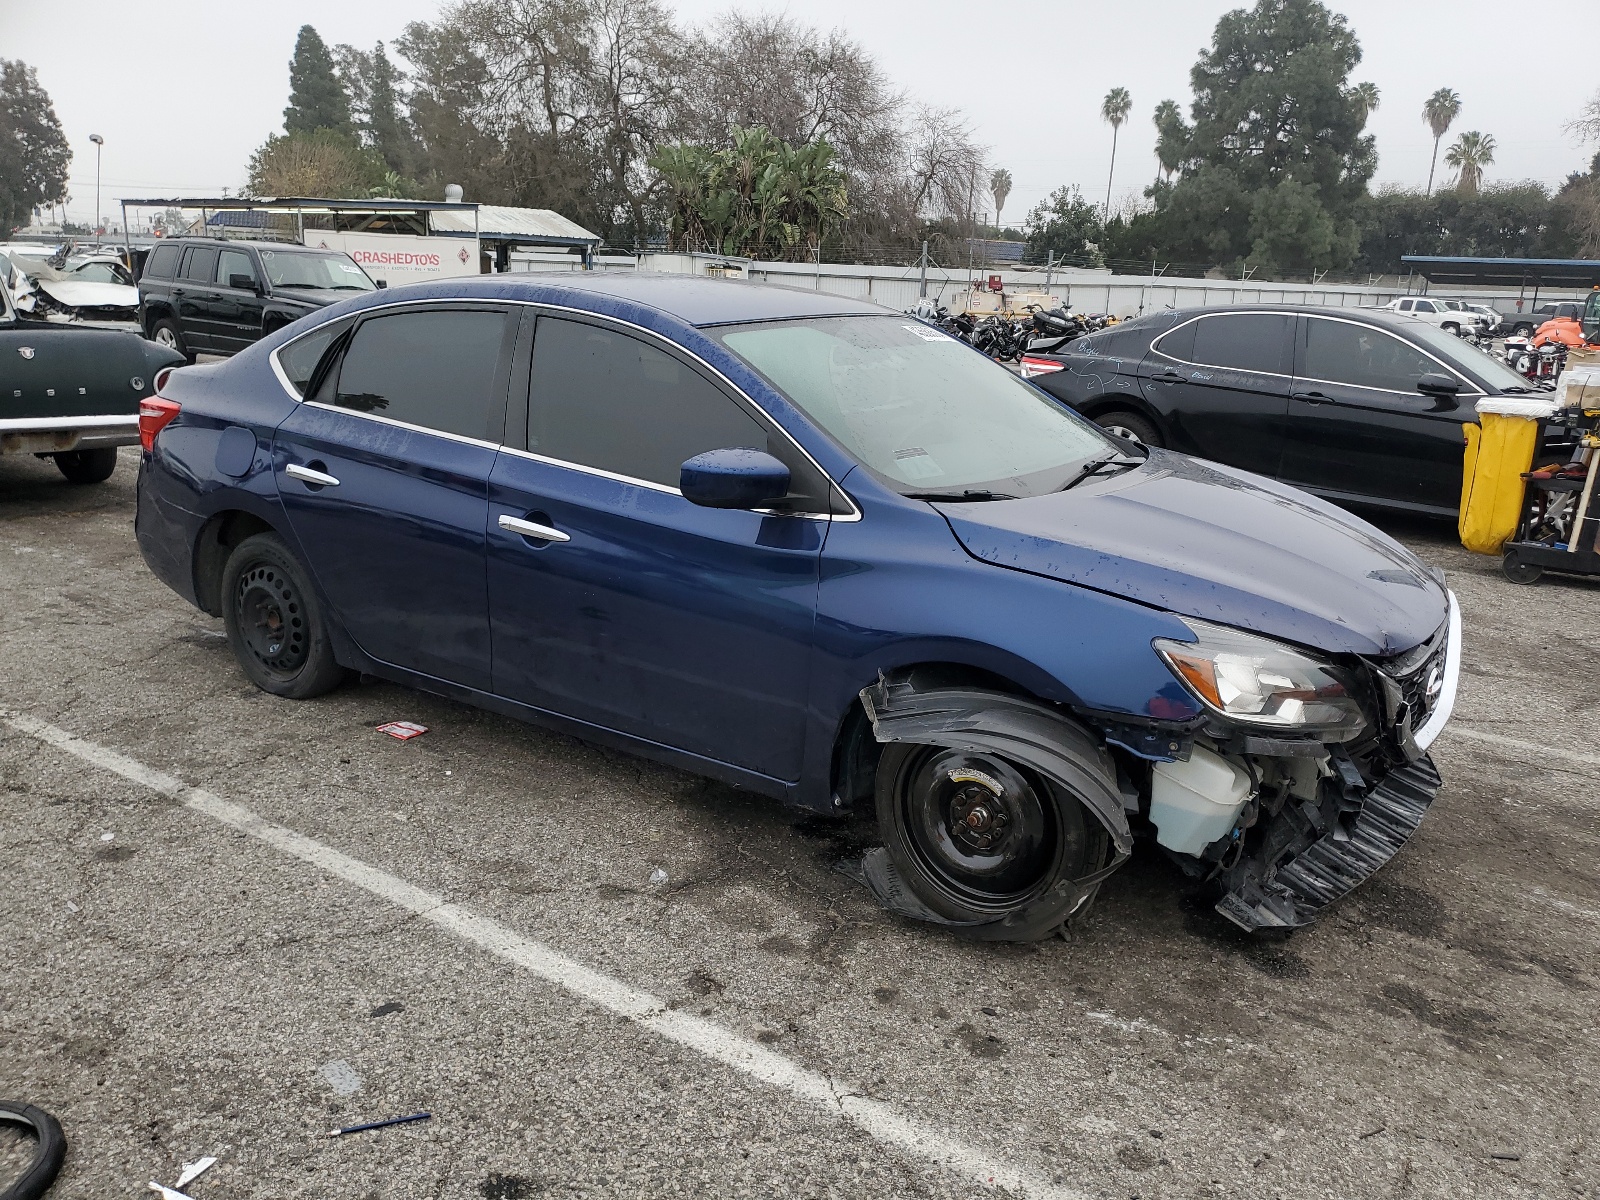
1215, 755, 1441, 931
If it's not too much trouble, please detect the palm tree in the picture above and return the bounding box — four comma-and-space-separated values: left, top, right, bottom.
1152, 99, 1182, 185
1352, 82, 1380, 125
1444, 131, 1495, 196
1101, 87, 1132, 220
1422, 88, 1462, 197
990, 168, 1012, 230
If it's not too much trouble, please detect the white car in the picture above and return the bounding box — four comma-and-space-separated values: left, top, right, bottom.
1379, 296, 1492, 337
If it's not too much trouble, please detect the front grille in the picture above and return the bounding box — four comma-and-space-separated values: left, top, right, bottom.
1377, 621, 1449, 733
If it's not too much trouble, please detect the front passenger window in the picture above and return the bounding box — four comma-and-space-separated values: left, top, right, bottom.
528, 318, 771, 491
332, 309, 510, 440
1302, 319, 1443, 393
217, 249, 257, 288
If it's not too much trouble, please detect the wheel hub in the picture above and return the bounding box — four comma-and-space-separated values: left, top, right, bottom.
949, 785, 1010, 851
236, 564, 307, 674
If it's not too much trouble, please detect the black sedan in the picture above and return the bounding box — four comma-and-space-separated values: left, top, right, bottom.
1020, 305, 1546, 517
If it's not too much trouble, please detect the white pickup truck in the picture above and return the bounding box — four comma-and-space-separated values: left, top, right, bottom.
1377, 296, 1494, 337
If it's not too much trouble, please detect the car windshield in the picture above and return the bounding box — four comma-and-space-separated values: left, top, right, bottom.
714, 315, 1117, 497
1403, 320, 1536, 392
259, 249, 375, 291
70, 262, 130, 284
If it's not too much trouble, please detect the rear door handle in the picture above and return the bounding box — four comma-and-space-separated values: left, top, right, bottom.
1292, 390, 1329, 404
285, 463, 340, 487
1153, 369, 1183, 382
499, 514, 570, 543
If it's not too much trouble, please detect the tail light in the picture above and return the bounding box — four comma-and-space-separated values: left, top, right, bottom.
1018, 356, 1065, 378
139, 396, 181, 451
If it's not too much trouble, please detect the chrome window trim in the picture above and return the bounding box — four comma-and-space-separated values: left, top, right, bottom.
1149, 310, 1297, 381
299, 399, 503, 451
268, 295, 861, 521
1295, 313, 1483, 398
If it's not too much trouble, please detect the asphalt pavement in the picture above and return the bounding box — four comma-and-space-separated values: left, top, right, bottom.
3, 447, 1597, 1199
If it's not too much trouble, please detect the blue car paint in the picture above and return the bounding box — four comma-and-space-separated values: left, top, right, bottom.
136, 274, 1449, 817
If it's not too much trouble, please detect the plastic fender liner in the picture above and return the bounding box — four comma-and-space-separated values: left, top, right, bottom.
859, 671, 1133, 857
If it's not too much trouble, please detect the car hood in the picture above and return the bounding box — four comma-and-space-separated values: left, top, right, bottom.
36, 277, 138, 309
270, 287, 349, 308
937, 448, 1447, 657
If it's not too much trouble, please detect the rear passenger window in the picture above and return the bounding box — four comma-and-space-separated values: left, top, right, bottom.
528, 318, 767, 490
1191, 313, 1293, 374
145, 244, 180, 279
333, 309, 509, 440
181, 246, 218, 283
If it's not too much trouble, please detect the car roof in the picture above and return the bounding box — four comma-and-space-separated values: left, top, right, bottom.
362, 271, 885, 329
162, 238, 328, 254
1152, 303, 1462, 334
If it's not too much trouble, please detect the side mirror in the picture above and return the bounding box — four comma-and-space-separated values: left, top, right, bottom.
375, 280, 388, 290
680, 448, 790, 510
1417, 373, 1460, 398
230, 274, 260, 293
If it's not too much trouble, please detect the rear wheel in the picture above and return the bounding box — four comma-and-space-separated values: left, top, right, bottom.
150, 318, 194, 365
221, 532, 346, 698
875, 743, 1107, 940
1093, 409, 1163, 448
52, 447, 118, 484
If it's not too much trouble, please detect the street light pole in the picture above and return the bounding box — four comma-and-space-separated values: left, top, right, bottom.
89, 133, 104, 239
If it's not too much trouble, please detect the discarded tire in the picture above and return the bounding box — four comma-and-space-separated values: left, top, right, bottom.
0, 1100, 66, 1200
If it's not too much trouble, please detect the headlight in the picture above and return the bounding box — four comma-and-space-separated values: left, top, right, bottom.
1154, 620, 1367, 737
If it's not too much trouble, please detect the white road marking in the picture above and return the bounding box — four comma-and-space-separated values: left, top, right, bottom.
3, 710, 1081, 1200
1443, 727, 1600, 771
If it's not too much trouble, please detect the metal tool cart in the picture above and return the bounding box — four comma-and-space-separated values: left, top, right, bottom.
1500, 390, 1600, 585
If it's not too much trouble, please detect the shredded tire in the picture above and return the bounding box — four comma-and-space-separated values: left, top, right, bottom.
0, 1100, 66, 1200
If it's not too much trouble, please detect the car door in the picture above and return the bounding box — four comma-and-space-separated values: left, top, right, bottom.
1279, 315, 1475, 512
273, 303, 517, 690
174, 245, 220, 349
212, 247, 265, 353
487, 313, 829, 782
1139, 311, 1295, 474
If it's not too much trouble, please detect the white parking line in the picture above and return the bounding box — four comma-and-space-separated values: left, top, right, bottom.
3, 710, 1081, 1200
1445, 728, 1600, 771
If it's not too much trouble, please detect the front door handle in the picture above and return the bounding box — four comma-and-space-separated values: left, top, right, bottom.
499, 514, 570, 543
285, 462, 340, 487
1153, 369, 1183, 382
1292, 390, 1329, 404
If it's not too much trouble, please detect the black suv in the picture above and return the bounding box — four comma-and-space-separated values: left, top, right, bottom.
138, 238, 377, 362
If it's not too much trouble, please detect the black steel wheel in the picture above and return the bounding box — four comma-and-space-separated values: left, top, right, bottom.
52, 448, 118, 484
1501, 550, 1544, 585
875, 743, 1105, 939
221, 532, 346, 698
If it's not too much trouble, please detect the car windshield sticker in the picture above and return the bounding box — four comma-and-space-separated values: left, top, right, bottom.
903, 323, 952, 343
893, 447, 942, 479
336, 262, 363, 274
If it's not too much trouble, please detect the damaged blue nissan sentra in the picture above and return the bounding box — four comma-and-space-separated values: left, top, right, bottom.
135, 274, 1459, 939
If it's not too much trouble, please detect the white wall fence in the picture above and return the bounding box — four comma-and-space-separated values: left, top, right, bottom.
505, 251, 1591, 318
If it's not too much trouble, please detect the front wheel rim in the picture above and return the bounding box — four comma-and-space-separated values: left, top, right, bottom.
897, 748, 1060, 913
154, 327, 177, 348
1103, 423, 1143, 444
235, 562, 308, 676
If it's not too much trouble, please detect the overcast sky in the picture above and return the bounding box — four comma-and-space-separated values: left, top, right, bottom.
6, 0, 1595, 228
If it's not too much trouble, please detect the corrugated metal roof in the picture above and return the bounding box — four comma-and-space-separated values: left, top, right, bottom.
431, 204, 600, 245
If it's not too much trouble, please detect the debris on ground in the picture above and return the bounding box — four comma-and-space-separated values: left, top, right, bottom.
328, 1112, 431, 1138
0, 1100, 66, 1200
376, 721, 428, 740
148, 1184, 193, 1200
174, 1156, 218, 1188
648, 867, 668, 886
319, 1060, 362, 1097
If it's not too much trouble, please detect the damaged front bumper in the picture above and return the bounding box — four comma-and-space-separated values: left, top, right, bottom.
1210, 592, 1461, 931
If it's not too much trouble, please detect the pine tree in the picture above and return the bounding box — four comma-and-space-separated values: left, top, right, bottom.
284, 25, 352, 135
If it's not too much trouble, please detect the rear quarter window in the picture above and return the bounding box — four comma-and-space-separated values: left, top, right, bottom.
145, 243, 180, 279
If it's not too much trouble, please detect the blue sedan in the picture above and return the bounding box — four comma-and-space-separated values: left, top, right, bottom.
135, 274, 1460, 938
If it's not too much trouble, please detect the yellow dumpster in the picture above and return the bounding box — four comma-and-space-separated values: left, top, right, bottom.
1459, 396, 1556, 555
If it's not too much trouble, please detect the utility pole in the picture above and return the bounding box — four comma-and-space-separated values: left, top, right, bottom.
919, 240, 928, 299
89, 133, 104, 238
